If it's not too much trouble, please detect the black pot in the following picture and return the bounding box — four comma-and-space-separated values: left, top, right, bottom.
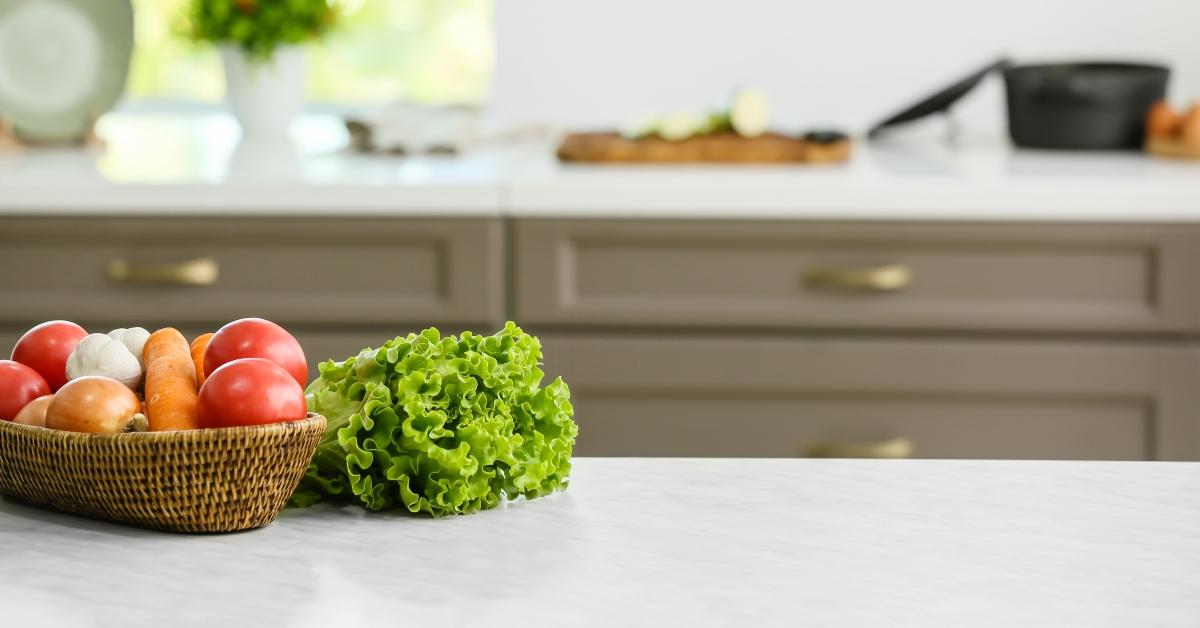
1003, 62, 1169, 150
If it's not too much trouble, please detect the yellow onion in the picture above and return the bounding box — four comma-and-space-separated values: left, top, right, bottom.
13, 394, 53, 427
45, 376, 147, 434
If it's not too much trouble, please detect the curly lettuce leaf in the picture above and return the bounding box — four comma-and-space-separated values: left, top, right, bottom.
293, 322, 577, 516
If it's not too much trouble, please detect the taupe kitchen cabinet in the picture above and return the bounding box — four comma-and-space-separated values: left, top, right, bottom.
514, 219, 1200, 333
516, 219, 1200, 460
6, 214, 1200, 460
0, 216, 504, 375
538, 334, 1200, 461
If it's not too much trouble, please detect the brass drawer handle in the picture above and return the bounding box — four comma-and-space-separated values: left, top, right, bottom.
804, 263, 912, 292
106, 257, 219, 287
806, 437, 914, 459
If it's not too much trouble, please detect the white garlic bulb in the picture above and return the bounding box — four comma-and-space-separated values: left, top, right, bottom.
65, 333, 144, 390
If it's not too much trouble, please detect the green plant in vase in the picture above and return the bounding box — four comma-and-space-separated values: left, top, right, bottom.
187, 0, 337, 137
188, 0, 336, 61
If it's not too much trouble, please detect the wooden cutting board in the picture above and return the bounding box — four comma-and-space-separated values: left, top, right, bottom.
557, 132, 852, 164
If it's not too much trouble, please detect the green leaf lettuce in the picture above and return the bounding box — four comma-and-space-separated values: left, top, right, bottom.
293, 322, 578, 516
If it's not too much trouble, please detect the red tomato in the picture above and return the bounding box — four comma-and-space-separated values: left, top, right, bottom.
0, 359, 52, 421
197, 358, 307, 428
204, 318, 307, 388
11, 320, 87, 391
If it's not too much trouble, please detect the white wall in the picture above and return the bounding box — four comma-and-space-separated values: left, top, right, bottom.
489, 0, 1200, 137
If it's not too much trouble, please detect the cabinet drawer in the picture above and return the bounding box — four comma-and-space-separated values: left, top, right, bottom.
0, 217, 502, 327
538, 334, 1200, 460
515, 220, 1200, 333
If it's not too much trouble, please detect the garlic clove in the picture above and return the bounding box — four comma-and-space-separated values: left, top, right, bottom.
108, 327, 151, 369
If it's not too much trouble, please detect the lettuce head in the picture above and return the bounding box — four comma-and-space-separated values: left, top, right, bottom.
294, 322, 577, 516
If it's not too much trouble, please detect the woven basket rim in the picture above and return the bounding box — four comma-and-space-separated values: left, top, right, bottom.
0, 413, 325, 442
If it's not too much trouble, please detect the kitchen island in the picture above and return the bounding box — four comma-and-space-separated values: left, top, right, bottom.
1, 458, 1198, 627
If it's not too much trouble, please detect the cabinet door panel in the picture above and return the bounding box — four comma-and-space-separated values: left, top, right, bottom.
537, 334, 1200, 460
0, 217, 502, 327
516, 220, 1200, 333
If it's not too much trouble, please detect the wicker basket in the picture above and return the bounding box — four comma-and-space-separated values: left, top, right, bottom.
0, 414, 325, 533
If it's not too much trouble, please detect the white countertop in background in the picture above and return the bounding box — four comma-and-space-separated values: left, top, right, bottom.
0, 114, 507, 214
2, 458, 1198, 627
0, 112, 1198, 220
513, 139, 1200, 221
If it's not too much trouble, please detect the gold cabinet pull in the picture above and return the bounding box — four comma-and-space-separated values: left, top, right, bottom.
805, 437, 914, 459
804, 263, 912, 292
106, 257, 219, 287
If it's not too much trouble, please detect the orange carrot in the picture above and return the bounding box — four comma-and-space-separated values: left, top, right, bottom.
190, 332, 214, 387
143, 328, 199, 431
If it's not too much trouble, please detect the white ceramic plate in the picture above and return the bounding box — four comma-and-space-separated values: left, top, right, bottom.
0, 0, 132, 141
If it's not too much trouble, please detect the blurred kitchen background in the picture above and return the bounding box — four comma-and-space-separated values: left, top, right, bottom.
2, 0, 1200, 461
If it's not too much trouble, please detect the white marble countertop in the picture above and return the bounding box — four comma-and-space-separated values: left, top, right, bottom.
2, 458, 1198, 627
1, 112, 1199, 221
510, 139, 1200, 221
0, 113, 507, 214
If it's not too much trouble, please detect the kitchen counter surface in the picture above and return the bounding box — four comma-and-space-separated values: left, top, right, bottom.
1, 112, 1198, 220
2, 458, 1198, 627
509, 138, 1200, 221
0, 113, 506, 215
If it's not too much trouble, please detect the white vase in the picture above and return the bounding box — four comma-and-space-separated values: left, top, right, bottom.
220, 45, 305, 139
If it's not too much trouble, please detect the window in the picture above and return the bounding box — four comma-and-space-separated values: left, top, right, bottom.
126, 0, 493, 105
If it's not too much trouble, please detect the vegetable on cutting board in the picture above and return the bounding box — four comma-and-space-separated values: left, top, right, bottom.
698, 110, 732, 135
619, 87, 772, 143
296, 322, 578, 516
143, 328, 200, 431
65, 333, 143, 390
13, 394, 52, 427
46, 376, 147, 434
10, 320, 87, 392
190, 332, 213, 387
620, 114, 659, 140
657, 110, 704, 141
0, 359, 51, 421
197, 358, 306, 428
729, 87, 769, 138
